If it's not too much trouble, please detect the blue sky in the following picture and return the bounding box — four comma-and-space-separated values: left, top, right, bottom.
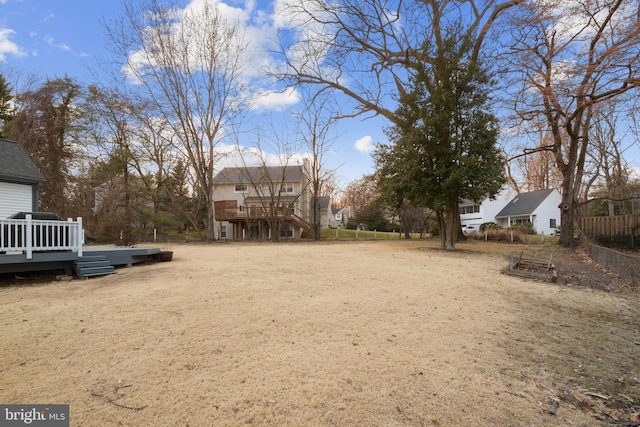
0, 0, 383, 185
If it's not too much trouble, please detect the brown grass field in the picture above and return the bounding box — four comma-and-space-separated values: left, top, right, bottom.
1, 239, 639, 426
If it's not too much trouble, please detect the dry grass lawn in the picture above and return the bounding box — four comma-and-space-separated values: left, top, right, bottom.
1, 240, 639, 426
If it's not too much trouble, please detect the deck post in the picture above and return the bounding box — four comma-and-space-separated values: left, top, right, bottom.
77, 217, 83, 257
26, 214, 33, 259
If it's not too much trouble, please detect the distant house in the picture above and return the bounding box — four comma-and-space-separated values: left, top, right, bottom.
495, 189, 562, 235
0, 138, 46, 218
330, 206, 353, 228
460, 187, 561, 235
212, 165, 327, 239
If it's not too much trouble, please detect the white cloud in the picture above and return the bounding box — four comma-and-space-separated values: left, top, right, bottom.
251, 87, 300, 110
44, 35, 70, 51
0, 28, 26, 61
354, 135, 374, 153
123, 0, 303, 111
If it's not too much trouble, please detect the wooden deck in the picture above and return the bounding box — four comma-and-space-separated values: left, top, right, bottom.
0, 247, 163, 279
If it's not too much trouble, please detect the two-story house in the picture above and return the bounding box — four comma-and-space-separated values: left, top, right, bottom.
212, 165, 320, 239
460, 187, 562, 235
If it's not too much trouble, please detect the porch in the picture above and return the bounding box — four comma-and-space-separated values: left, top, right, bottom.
215, 200, 315, 238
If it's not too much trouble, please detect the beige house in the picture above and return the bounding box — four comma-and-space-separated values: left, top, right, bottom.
213, 165, 326, 239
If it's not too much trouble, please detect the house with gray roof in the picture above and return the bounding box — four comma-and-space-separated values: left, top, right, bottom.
0, 138, 46, 218
460, 187, 561, 235
212, 164, 324, 239
495, 189, 561, 235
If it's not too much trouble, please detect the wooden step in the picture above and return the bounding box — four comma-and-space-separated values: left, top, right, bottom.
74, 255, 116, 279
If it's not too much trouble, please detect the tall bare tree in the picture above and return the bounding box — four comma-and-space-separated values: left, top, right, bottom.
294, 89, 339, 240
504, 0, 640, 246
8, 77, 83, 217
107, 0, 250, 240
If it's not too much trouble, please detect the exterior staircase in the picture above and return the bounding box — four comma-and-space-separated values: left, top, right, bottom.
73, 255, 116, 279
290, 213, 316, 238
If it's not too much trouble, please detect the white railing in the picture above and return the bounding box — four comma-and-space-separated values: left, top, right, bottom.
0, 215, 83, 259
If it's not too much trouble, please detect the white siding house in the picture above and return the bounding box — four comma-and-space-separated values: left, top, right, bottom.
0, 139, 46, 218
495, 189, 562, 235
460, 187, 562, 235
212, 165, 321, 239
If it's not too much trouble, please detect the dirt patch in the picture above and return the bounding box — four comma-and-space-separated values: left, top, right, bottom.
1, 240, 638, 426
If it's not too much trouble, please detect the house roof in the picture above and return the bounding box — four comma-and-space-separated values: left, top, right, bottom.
495, 189, 556, 218
317, 196, 330, 210
213, 165, 304, 184
0, 138, 45, 185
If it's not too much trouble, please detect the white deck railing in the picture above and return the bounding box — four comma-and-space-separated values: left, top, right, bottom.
0, 215, 83, 259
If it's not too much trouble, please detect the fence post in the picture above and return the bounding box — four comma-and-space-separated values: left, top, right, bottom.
26, 214, 32, 260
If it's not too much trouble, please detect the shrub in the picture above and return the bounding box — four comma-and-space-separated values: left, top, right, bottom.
479, 222, 500, 232
429, 223, 440, 237
510, 223, 535, 235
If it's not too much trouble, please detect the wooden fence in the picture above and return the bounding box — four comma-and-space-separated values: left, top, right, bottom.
579, 214, 640, 237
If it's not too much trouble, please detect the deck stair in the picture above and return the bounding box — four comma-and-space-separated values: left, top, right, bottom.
289, 213, 315, 238
73, 255, 115, 279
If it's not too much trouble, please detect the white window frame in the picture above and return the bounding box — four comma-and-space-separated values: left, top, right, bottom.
234, 184, 248, 193
280, 184, 294, 194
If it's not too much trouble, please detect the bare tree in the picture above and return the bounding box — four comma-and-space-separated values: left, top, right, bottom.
8, 77, 83, 217
340, 175, 378, 214
586, 103, 635, 216
294, 89, 340, 239
504, 0, 640, 246
505, 121, 563, 192
106, 0, 250, 240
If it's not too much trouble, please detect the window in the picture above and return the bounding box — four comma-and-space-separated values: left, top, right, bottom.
510, 218, 531, 226
280, 184, 294, 194
460, 205, 480, 215
234, 184, 248, 193
220, 225, 227, 239
550, 218, 557, 228
280, 224, 294, 237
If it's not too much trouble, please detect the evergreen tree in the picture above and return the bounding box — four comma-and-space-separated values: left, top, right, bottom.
375, 29, 505, 249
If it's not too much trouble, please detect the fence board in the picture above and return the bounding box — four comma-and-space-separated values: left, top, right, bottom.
579, 214, 640, 237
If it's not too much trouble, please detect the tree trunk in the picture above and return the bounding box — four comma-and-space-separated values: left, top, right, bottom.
206, 202, 215, 241
558, 175, 576, 247
441, 199, 458, 250
205, 184, 216, 241
313, 195, 321, 241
